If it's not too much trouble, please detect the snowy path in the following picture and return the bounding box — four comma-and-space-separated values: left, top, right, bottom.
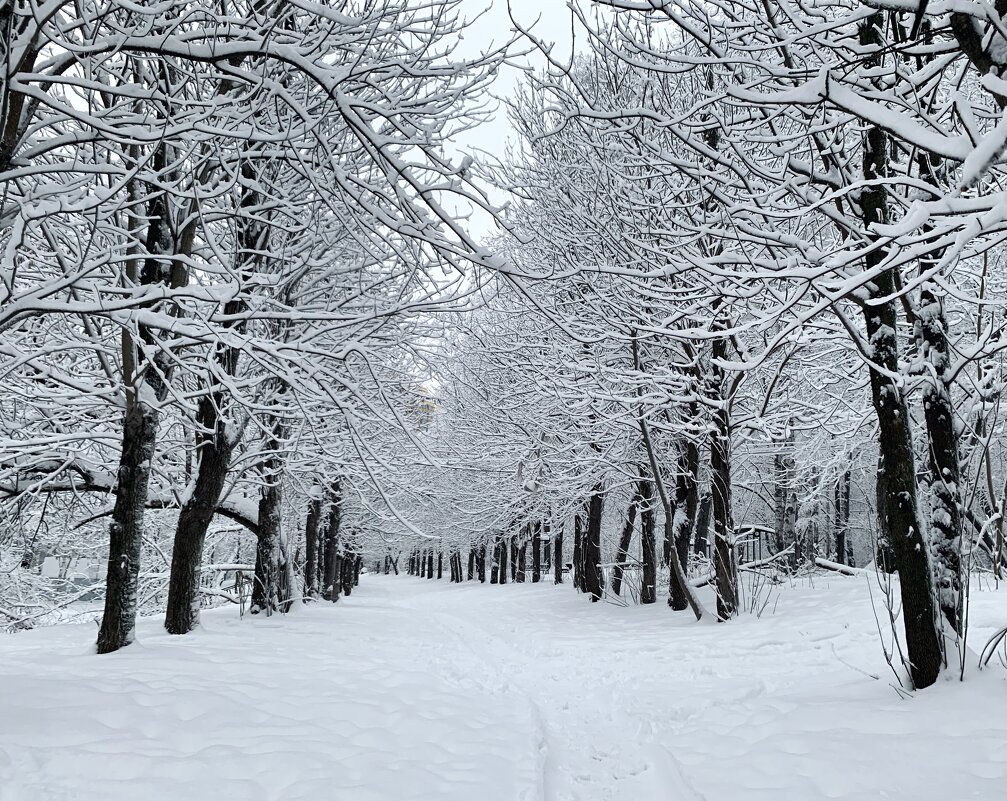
1, 575, 1005, 801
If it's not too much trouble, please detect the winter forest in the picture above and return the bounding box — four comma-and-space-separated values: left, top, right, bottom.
0, 0, 1005, 798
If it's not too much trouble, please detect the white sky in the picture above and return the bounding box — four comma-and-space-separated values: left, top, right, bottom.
449, 0, 583, 240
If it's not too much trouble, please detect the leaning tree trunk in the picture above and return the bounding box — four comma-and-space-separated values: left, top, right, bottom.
163, 390, 239, 634
163, 159, 261, 635
611, 489, 640, 597
583, 486, 605, 601
858, 16, 944, 689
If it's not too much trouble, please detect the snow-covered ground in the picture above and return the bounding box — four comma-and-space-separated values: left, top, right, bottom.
1, 573, 1004, 801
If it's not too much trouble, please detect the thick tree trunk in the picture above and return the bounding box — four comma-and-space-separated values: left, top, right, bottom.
709, 332, 738, 620
858, 21, 943, 688
98, 152, 174, 653
611, 489, 640, 597
97, 398, 157, 653
516, 534, 527, 583
584, 486, 605, 601
467, 549, 475, 581
917, 286, 963, 634
427, 550, 434, 580
322, 479, 341, 601
251, 471, 283, 615
478, 544, 487, 582
163, 398, 236, 634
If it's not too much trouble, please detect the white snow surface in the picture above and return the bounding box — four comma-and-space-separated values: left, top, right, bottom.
1, 574, 1004, 801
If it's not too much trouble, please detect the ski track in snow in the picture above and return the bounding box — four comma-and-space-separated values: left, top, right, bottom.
0, 574, 1004, 801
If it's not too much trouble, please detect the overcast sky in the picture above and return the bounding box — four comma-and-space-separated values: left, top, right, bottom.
448, 0, 583, 240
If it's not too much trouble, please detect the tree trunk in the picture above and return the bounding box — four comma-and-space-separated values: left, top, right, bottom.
532, 521, 542, 582
640, 477, 657, 605
917, 285, 963, 634
478, 544, 487, 582
710, 332, 738, 621
694, 493, 711, 557
834, 467, 851, 567
516, 535, 527, 583
858, 17, 943, 689
97, 397, 157, 653
669, 445, 699, 609
467, 549, 475, 581
304, 498, 322, 597
251, 468, 283, 615
498, 536, 508, 584
322, 479, 341, 601
554, 524, 564, 584
98, 151, 174, 654
611, 489, 640, 597
584, 486, 605, 601
572, 514, 583, 591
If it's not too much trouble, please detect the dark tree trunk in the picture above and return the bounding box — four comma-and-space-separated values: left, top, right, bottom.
467, 549, 475, 580
572, 514, 583, 591
694, 493, 711, 557
532, 522, 542, 583
322, 480, 342, 601
163, 160, 260, 635
710, 334, 738, 621
427, 550, 434, 579
611, 489, 640, 597
304, 498, 322, 597
509, 537, 518, 582
669, 445, 699, 610
516, 535, 527, 583
917, 285, 963, 633
98, 152, 174, 654
251, 468, 284, 615
498, 536, 508, 584
640, 477, 657, 605
554, 523, 564, 585
437, 551, 443, 580
97, 398, 158, 653
584, 486, 605, 601
478, 544, 487, 582
834, 468, 851, 567
542, 520, 552, 572
858, 15, 944, 689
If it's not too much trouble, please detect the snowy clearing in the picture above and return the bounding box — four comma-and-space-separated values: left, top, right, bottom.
1, 575, 1004, 801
